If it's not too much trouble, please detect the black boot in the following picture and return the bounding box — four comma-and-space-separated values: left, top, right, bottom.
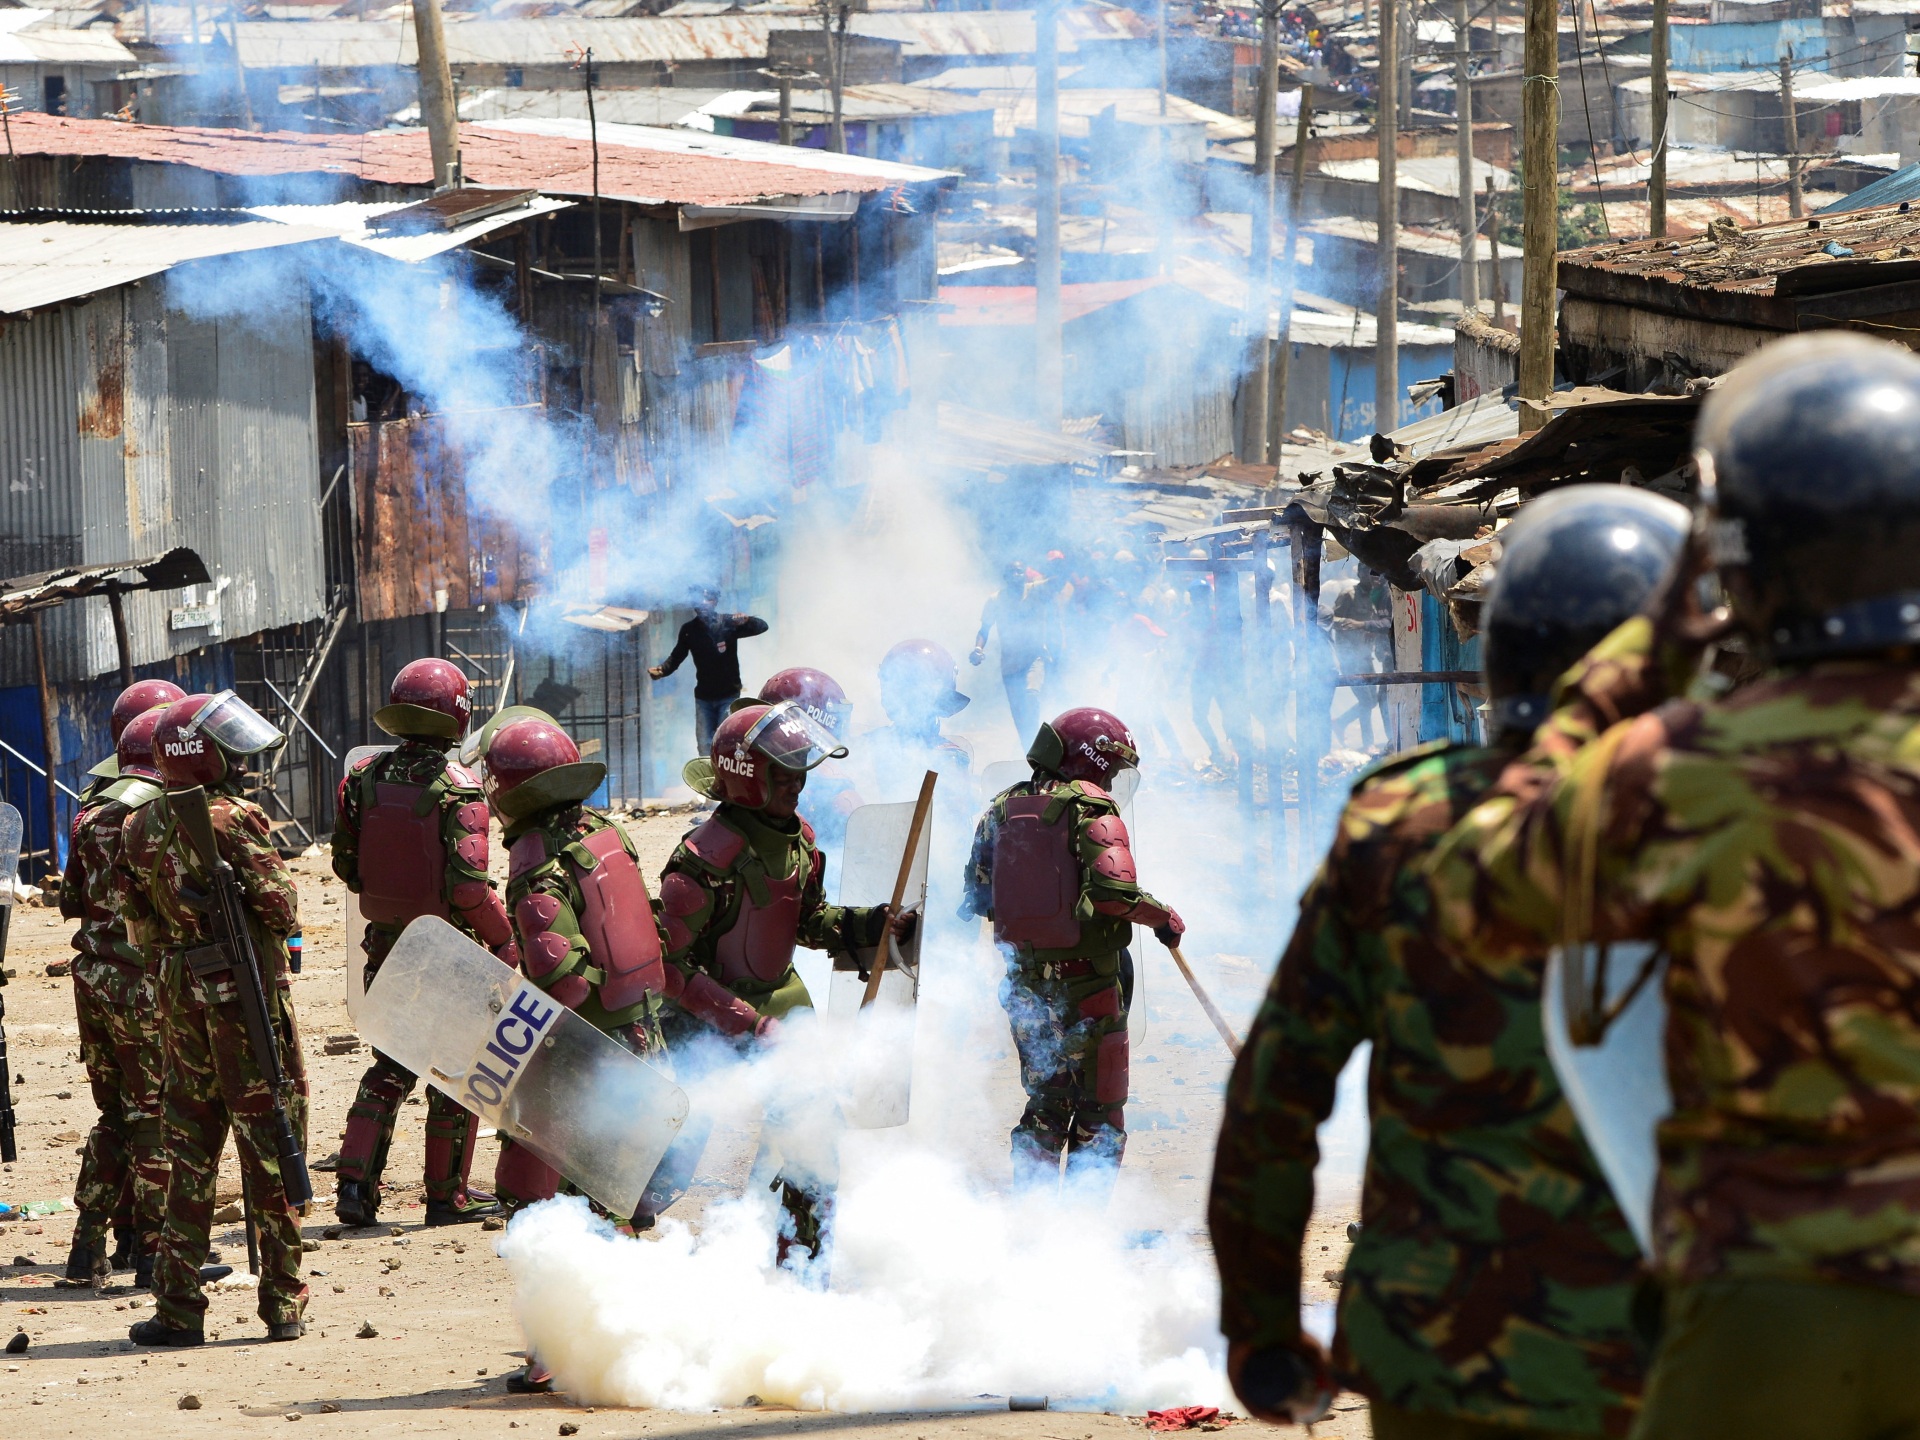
134, 1252, 155, 1291
63, 1237, 109, 1285
129, 1318, 204, 1347
334, 1178, 380, 1228
109, 1227, 137, 1272
424, 1188, 503, 1227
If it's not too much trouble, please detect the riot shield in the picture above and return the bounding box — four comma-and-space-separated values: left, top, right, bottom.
1542, 943, 1670, 1256
829, 800, 930, 1128
0, 802, 20, 903
340, 744, 394, 1021
361, 916, 689, 1218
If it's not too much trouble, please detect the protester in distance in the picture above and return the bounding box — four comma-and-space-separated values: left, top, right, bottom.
656, 701, 915, 1271
971, 561, 1053, 745
960, 708, 1183, 1193
1212, 485, 1688, 1437
58, 698, 175, 1287
331, 659, 518, 1229
117, 691, 308, 1346
648, 585, 769, 755
1427, 333, 1920, 1439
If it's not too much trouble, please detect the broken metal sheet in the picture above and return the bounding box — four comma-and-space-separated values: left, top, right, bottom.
0, 548, 210, 624
243, 194, 573, 265
0, 220, 336, 315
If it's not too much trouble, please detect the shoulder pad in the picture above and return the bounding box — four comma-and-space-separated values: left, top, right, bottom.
1071, 779, 1114, 803
798, 817, 816, 846
1352, 739, 1458, 788
349, 753, 379, 777
683, 815, 747, 871
444, 761, 483, 789
507, 829, 550, 882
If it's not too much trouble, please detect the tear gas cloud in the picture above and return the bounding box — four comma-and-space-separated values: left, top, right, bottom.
165, 75, 1377, 1411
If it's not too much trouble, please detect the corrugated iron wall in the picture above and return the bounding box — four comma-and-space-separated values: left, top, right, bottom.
0, 267, 328, 687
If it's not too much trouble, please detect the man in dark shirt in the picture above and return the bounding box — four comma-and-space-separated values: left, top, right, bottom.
648, 586, 769, 755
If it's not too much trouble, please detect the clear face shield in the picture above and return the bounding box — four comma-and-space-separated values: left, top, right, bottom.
744, 700, 850, 773
181, 689, 285, 757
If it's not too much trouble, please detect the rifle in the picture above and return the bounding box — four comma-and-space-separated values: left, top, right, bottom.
169, 785, 312, 1209
0, 904, 15, 1164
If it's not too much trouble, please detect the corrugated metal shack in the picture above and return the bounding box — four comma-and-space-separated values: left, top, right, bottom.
0, 112, 957, 842
1554, 201, 1920, 391
0, 220, 339, 862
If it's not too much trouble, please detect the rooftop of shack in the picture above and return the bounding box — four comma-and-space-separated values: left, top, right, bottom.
1555, 202, 1920, 329
0, 111, 953, 208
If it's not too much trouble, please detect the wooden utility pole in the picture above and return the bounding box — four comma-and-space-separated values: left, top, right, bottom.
1518, 0, 1558, 426
1454, 0, 1479, 309
1036, 0, 1063, 428
1270, 83, 1315, 459
1248, 0, 1281, 463
1377, 0, 1400, 434
1488, 173, 1507, 325
227, 4, 254, 131
411, 0, 460, 189
1780, 48, 1803, 219
1650, 0, 1669, 236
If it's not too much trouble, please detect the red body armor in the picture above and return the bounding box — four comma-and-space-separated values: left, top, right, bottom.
358, 778, 453, 927
573, 824, 666, 1011
990, 794, 1082, 949
714, 867, 802, 985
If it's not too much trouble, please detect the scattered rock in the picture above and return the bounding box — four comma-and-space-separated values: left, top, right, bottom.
10, 1255, 30, 1266
54, 1090, 71, 1100
211, 1204, 243, 1224
5, 1332, 27, 1354
319, 1403, 341, 1414
44, 960, 69, 978
356, 1321, 378, 1339
322, 1227, 342, 1241
331, 1285, 345, 1294
481, 1216, 505, 1232
559, 1426, 579, 1437
378, 1286, 394, 1298
178, 1395, 202, 1410
321, 1037, 360, 1057
1323, 1268, 1345, 1286
388, 1226, 404, 1238
285, 1412, 304, 1422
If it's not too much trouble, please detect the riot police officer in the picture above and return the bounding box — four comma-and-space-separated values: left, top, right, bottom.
333, 659, 518, 1228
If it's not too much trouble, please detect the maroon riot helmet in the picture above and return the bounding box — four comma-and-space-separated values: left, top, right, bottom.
878, 639, 969, 725
115, 706, 166, 781
1028, 707, 1140, 789
757, 667, 851, 739
154, 691, 284, 789
484, 717, 605, 821
111, 679, 187, 744
706, 701, 848, 810
376, 658, 472, 740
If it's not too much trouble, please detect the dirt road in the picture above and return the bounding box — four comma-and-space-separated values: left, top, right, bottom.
0, 810, 1366, 1439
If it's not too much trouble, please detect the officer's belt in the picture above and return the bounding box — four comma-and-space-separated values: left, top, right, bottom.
183, 942, 234, 978
1038, 957, 1096, 980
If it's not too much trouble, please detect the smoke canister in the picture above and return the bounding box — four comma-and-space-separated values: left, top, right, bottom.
1008, 1397, 1049, 1412
287, 929, 303, 974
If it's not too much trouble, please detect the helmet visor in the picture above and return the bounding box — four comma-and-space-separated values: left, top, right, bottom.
181, 690, 284, 757
743, 701, 849, 773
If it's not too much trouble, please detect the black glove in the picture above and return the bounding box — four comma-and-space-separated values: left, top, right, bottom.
1154, 923, 1182, 948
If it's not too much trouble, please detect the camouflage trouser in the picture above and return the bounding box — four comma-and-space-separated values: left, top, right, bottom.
338, 1050, 480, 1204
1632, 1277, 1920, 1440
153, 947, 310, 1330
71, 958, 168, 1256
1369, 1401, 1593, 1440
1002, 949, 1130, 1182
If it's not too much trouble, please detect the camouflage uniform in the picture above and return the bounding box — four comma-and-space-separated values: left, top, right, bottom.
495, 803, 666, 1211
1210, 741, 1645, 1439
61, 774, 170, 1264
1429, 616, 1920, 1436
656, 802, 891, 1253
332, 740, 513, 1211
116, 789, 308, 1332
962, 778, 1176, 1175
